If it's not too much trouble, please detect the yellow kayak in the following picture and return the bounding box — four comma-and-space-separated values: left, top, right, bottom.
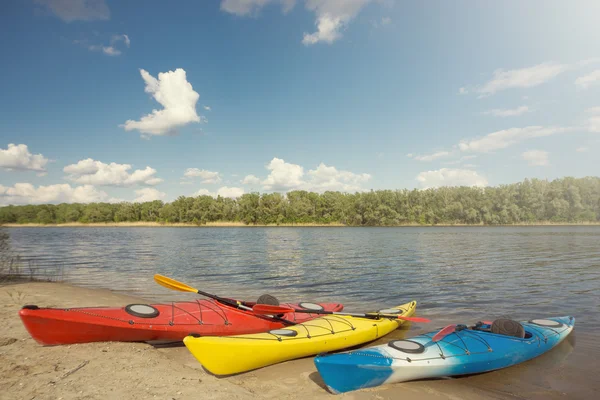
183, 301, 417, 375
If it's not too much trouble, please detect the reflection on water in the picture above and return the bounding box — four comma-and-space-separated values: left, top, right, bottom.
5, 226, 600, 332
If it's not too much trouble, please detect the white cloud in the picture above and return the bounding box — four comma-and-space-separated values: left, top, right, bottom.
219, 0, 368, 45
0, 183, 110, 205
111, 34, 130, 47
241, 174, 261, 185
35, 0, 110, 22
262, 158, 305, 191
217, 186, 245, 198
586, 106, 600, 132
307, 163, 371, 192
483, 105, 530, 117
458, 87, 468, 95
475, 62, 568, 96
121, 68, 202, 137
133, 188, 166, 202
587, 106, 600, 114
406, 153, 413, 158
302, 0, 370, 45
194, 189, 214, 196
575, 69, 600, 89
416, 168, 488, 189
444, 155, 477, 166
64, 158, 163, 187
380, 16, 391, 25
522, 150, 549, 166
458, 126, 571, 153
220, 0, 295, 16
576, 146, 588, 152
194, 186, 245, 199
413, 151, 450, 162
183, 168, 221, 184
258, 158, 371, 193
101, 46, 121, 56
203, 105, 211, 111
75, 33, 129, 56
0, 144, 49, 172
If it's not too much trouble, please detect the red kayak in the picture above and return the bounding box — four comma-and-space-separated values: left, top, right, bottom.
20, 300, 343, 346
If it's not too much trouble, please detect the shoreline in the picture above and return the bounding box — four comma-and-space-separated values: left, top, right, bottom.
1, 281, 593, 399
2, 221, 600, 228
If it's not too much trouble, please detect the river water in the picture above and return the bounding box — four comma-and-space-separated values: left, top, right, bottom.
3, 226, 600, 332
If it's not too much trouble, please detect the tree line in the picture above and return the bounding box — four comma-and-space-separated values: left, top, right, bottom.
1, 177, 599, 226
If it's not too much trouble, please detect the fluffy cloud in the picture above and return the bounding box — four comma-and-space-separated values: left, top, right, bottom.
483, 106, 530, 117
307, 163, 371, 192
219, 0, 368, 45
443, 155, 477, 166
64, 158, 163, 186
522, 150, 549, 166
259, 157, 370, 192
35, 0, 110, 22
412, 151, 450, 162
133, 188, 166, 202
575, 70, 600, 89
217, 186, 245, 198
262, 158, 305, 191
472, 62, 568, 96
416, 168, 488, 189
241, 174, 261, 185
0, 144, 49, 173
101, 46, 121, 56
183, 168, 221, 184
121, 69, 202, 137
0, 183, 110, 205
112, 34, 130, 47
220, 0, 295, 16
458, 126, 571, 153
194, 186, 245, 199
587, 107, 600, 133
302, 0, 370, 45
75, 33, 130, 57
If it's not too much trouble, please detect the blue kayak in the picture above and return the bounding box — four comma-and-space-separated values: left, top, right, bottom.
314, 316, 574, 394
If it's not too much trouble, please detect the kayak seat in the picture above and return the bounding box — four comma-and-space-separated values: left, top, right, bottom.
256, 294, 280, 306
491, 319, 525, 338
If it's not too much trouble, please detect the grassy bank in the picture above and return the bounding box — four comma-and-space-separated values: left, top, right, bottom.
0, 255, 64, 283
2, 221, 600, 228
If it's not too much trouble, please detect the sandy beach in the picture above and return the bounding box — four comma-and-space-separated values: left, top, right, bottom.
1, 282, 596, 400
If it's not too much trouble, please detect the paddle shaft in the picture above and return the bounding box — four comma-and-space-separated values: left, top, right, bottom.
252, 304, 429, 322
153, 274, 293, 325
194, 288, 252, 311
300, 310, 424, 321
195, 289, 298, 325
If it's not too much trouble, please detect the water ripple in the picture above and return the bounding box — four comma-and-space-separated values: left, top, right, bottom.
4, 226, 600, 332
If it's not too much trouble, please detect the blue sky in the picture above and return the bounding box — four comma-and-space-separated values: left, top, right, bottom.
1, 0, 599, 204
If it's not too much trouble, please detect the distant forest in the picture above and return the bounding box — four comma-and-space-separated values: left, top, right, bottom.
1, 177, 599, 226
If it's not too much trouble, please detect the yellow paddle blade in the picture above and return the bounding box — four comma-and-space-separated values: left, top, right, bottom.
153, 274, 198, 293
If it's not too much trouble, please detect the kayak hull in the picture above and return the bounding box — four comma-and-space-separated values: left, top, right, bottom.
184, 301, 417, 375
20, 300, 343, 345
315, 316, 574, 394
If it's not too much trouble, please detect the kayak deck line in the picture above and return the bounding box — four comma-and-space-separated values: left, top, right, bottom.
184, 301, 417, 376
20, 299, 344, 345
314, 316, 575, 394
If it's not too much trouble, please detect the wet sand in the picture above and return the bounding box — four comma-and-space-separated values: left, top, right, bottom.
1, 282, 596, 399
